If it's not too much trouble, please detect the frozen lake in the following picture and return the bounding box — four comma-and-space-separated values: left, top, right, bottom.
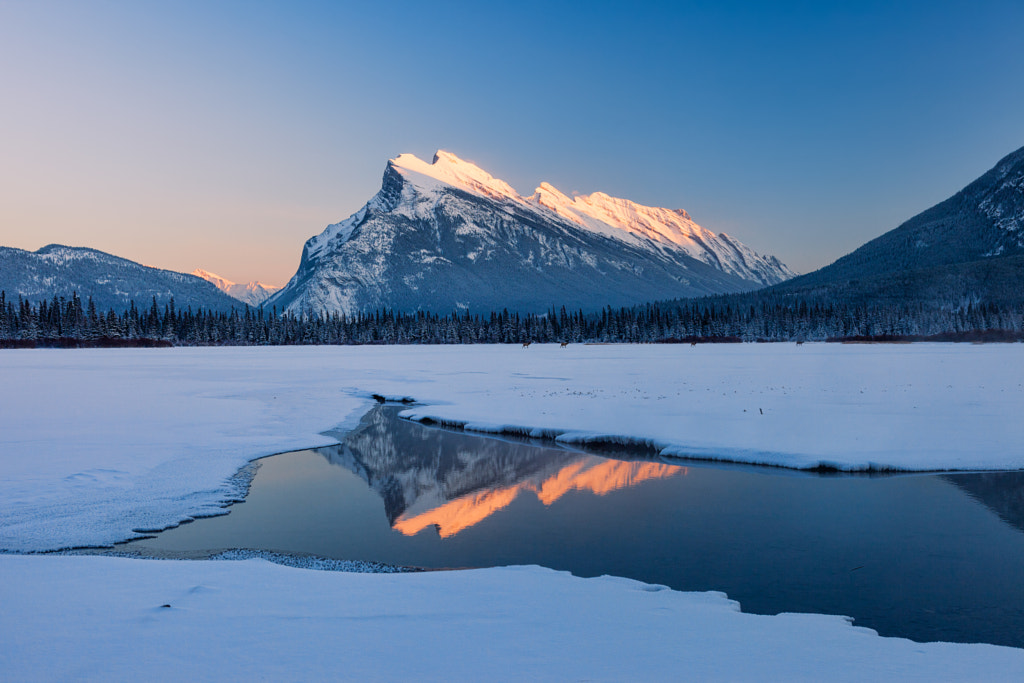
126, 405, 1024, 648
6, 344, 1024, 552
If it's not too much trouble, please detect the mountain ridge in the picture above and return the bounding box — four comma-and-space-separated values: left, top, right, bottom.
776, 144, 1024, 294
392, 151, 795, 285
0, 244, 242, 312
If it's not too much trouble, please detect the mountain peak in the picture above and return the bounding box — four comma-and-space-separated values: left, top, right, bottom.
192, 269, 280, 306
192, 268, 232, 290
390, 150, 521, 203
431, 149, 461, 165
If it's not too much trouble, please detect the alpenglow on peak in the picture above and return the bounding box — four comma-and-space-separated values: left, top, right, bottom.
266, 151, 794, 315
387, 151, 794, 284
389, 151, 523, 204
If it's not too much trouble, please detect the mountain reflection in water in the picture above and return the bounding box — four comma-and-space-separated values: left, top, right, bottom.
320, 405, 686, 538
124, 404, 1024, 648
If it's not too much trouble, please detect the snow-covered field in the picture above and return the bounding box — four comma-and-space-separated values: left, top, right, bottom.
3, 554, 1023, 682
2, 344, 1024, 679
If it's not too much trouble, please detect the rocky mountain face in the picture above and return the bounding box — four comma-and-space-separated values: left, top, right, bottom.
771, 145, 1024, 302
0, 245, 241, 312
268, 151, 793, 315
192, 269, 280, 306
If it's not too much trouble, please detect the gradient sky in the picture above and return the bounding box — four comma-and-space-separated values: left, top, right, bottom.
2, 1, 1023, 286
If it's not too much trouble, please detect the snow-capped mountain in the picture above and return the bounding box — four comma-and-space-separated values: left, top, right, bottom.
268, 151, 794, 315
0, 244, 241, 312
192, 269, 280, 306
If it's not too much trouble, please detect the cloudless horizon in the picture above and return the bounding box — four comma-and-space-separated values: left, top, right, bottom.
2, 0, 1023, 286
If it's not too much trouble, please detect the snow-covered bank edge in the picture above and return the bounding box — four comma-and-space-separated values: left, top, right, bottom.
209, 549, 416, 573
48, 546, 418, 573
398, 404, 941, 473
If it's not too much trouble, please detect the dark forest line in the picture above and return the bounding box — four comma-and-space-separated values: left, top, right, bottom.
2, 290, 1023, 347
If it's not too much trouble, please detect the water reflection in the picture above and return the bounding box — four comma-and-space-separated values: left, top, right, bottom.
944, 472, 1024, 534
125, 404, 1024, 648
320, 406, 686, 538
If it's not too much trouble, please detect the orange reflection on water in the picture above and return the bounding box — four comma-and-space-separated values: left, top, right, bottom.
393, 458, 687, 539
536, 459, 683, 505
393, 485, 524, 538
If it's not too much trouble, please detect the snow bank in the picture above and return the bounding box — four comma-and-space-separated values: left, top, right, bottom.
394, 343, 1024, 472
2, 555, 1021, 682
2, 344, 1023, 552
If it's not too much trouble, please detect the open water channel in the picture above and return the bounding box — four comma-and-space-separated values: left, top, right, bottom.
124, 404, 1024, 647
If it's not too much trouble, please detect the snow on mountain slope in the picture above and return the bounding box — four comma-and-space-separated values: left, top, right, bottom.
192, 269, 280, 306
269, 151, 793, 315
531, 182, 795, 285
386, 151, 794, 285
979, 147, 1024, 250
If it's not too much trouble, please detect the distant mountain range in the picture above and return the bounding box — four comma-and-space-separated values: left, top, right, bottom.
6, 144, 1022, 323
192, 269, 280, 306
267, 151, 794, 315
0, 245, 241, 312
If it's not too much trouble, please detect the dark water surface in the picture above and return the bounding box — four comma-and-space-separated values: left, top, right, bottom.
126, 405, 1024, 647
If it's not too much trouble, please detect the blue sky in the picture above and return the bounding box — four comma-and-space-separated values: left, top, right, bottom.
2, 0, 1022, 285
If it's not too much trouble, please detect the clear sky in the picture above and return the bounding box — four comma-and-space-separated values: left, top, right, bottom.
2, 0, 1022, 286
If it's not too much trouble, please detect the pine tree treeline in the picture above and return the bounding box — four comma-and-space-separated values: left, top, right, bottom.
1, 290, 1022, 347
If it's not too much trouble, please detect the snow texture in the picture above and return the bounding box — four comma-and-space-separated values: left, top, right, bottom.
4, 345, 1024, 677
1, 555, 1022, 681
2, 344, 1024, 554
979, 158, 1024, 245
530, 180, 795, 284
